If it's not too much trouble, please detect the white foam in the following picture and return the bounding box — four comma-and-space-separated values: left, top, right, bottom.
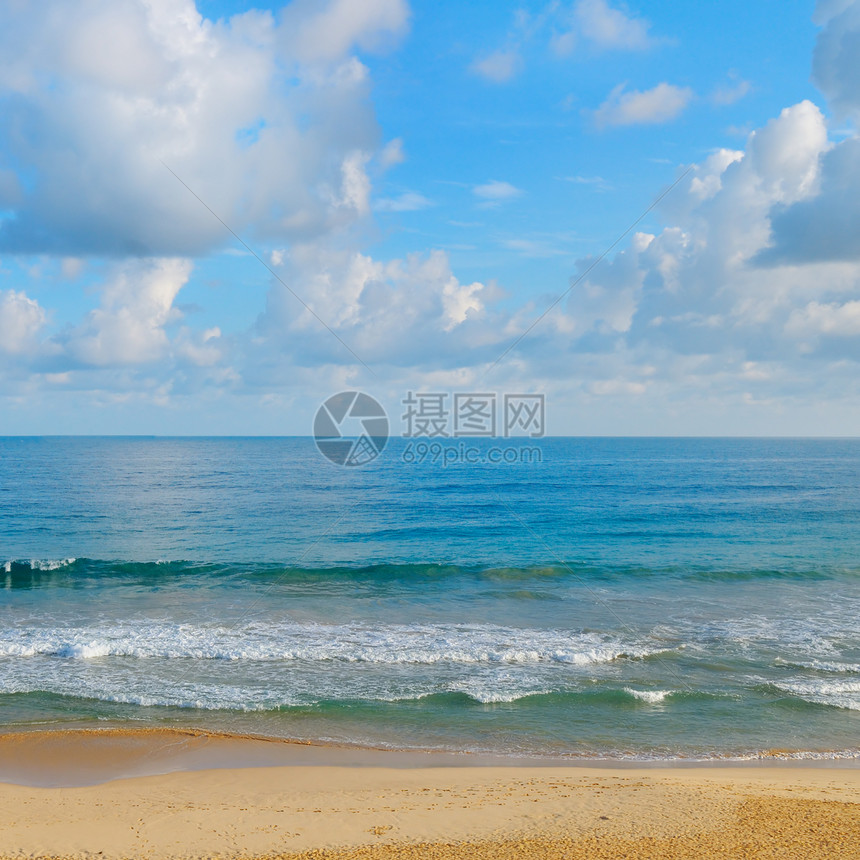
625, 688, 672, 704
776, 658, 860, 674
720, 749, 860, 761
0, 621, 661, 666
682, 615, 845, 656
460, 690, 542, 704
773, 678, 860, 711
29, 558, 76, 571
443, 678, 552, 704
54, 642, 113, 659
3, 558, 76, 573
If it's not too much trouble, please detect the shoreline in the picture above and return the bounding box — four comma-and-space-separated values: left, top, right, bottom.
1, 726, 859, 789
0, 731, 859, 859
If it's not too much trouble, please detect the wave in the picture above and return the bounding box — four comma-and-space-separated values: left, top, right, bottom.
623, 688, 674, 704
429, 688, 686, 705
0, 685, 711, 712
770, 678, 860, 711
2, 558, 856, 587
720, 749, 860, 762
0, 621, 664, 666
774, 658, 860, 674
3, 558, 76, 573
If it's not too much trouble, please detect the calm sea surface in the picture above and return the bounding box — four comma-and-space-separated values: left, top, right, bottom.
2, 436, 860, 760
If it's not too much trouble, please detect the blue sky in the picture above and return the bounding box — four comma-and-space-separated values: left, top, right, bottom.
0, 0, 859, 434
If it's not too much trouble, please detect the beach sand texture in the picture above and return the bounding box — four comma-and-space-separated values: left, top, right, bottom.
0, 731, 859, 859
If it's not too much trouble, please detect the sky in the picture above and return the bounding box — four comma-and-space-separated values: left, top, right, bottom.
0, 0, 859, 435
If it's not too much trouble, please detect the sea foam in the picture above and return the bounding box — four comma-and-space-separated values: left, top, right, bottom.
0, 621, 662, 666
624, 688, 673, 704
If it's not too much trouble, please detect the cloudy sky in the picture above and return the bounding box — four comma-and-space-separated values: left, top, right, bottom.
0, 0, 858, 435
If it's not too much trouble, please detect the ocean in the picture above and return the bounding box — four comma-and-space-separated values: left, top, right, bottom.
2, 436, 860, 760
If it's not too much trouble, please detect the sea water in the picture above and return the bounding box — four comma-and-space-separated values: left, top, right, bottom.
2, 436, 860, 760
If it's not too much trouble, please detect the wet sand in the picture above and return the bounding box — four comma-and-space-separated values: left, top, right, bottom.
1, 729, 859, 858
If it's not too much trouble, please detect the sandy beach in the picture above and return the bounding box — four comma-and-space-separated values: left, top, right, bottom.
0, 730, 859, 859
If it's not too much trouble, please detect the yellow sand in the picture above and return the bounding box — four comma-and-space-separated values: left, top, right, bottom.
1, 730, 859, 859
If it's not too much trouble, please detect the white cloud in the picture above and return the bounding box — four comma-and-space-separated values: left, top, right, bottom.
279, 0, 409, 65
470, 50, 522, 83
64, 259, 192, 366
572, 0, 654, 50
754, 7, 860, 265
687, 149, 744, 200
379, 138, 406, 167
337, 151, 372, 216
0, 290, 46, 355
786, 300, 860, 337
745, 102, 828, 204
812, 0, 860, 120
486, 0, 656, 82
16, 94, 855, 426
760, 136, 860, 263
4, 0, 860, 434
254, 245, 501, 370
561, 100, 841, 370
175, 326, 224, 367
593, 82, 694, 127
473, 180, 523, 201
442, 280, 484, 331
0, 0, 405, 256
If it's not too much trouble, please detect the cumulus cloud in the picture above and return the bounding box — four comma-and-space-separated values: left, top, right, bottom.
786, 300, 860, 338
12, 90, 858, 421
174, 326, 225, 368
758, 136, 858, 264
0, 290, 46, 355
0, 0, 406, 256
278, 0, 409, 65
812, 0, 860, 120
757, 7, 860, 265
63, 259, 192, 366
593, 82, 694, 127
254, 245, 501, 371
4, 0, 860, 434
558, 99, 851, 379
0, 256, 234, 399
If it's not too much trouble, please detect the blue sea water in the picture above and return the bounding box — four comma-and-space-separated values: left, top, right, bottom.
2, 436, 860, 760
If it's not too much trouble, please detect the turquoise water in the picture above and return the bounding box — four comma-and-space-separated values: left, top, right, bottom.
2, 437, 860, 759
